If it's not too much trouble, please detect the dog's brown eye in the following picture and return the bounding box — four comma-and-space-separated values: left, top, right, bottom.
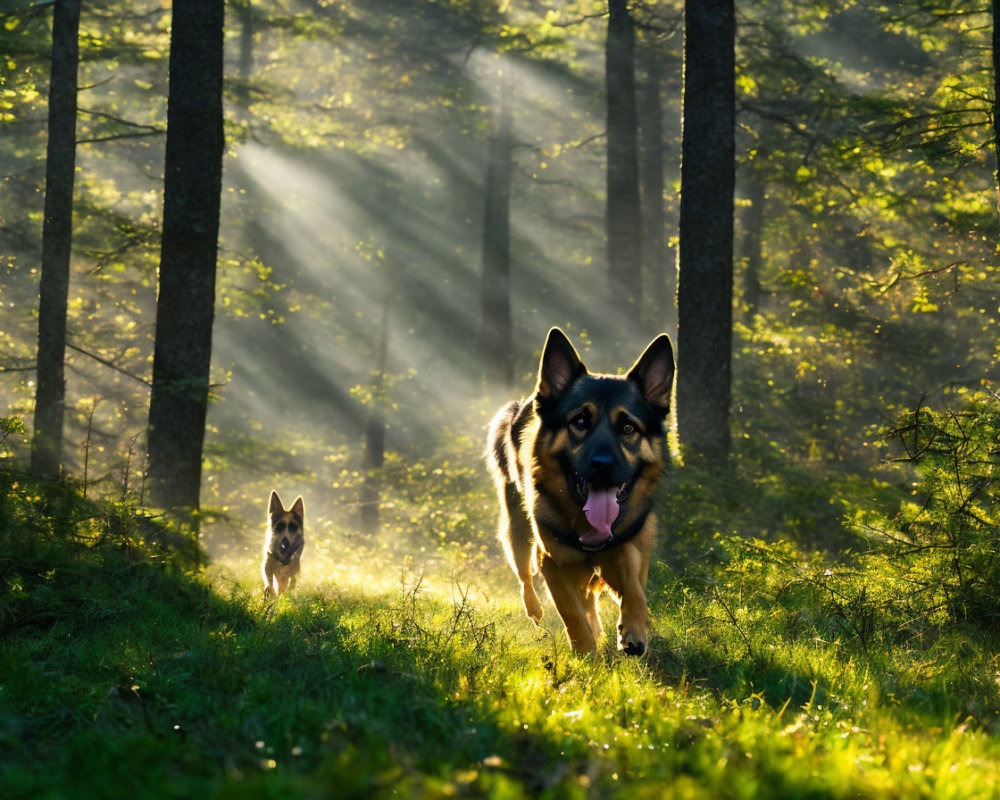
275, 521, 286, 533
287, 522, 298, 533
620, 421, 637, 436
571, 413, 589, 431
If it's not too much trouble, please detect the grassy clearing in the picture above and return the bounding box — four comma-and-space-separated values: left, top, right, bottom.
4, 467, 1000, 799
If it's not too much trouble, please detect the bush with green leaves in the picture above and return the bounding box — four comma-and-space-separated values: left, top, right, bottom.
850, 390, 1000, 630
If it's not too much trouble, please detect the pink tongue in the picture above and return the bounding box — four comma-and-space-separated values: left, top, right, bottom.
580, 488, 619, 546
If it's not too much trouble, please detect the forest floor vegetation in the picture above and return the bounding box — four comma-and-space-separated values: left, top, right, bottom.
5, 396, 1000, 799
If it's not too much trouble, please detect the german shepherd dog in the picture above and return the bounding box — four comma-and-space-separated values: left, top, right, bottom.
262, 491, 304, 598
487, 328, 674, 655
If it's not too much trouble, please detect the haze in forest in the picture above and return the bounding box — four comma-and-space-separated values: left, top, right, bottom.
2, 0, 998, 580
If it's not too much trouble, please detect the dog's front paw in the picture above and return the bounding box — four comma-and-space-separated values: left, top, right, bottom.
622, 639, 646, 656
618, 623, 647, 656
523, 591, 544, 625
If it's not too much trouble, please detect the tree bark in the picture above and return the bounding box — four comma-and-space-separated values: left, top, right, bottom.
237, 0, 254, 81
993, 0, 1000, 207
30, 0, 81, 478
360, 295, 390, 535
676, 0, 735, 461
146, 0, 225, 516
606, 0, 642, 307
639, 37, 669, 329
478, 69, 514, 388
742, 175, 765, 322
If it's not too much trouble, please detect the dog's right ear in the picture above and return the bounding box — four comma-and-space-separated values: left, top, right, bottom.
268, 491, 283, 518
535, 327, 587, 401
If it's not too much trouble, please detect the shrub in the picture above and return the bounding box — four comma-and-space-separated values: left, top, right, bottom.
854, 391, 1000, 630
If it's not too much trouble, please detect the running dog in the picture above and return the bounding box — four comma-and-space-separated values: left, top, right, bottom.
261, 491, 304, 598
486, 328, 674, 655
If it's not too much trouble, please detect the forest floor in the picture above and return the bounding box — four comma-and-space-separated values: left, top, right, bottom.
3, 469, 1000, 799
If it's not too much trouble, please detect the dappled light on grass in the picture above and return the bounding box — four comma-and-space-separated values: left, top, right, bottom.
7, 466, 1000, 797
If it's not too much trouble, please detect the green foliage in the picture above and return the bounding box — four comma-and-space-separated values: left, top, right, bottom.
0, 415, 25, 450
847, 391, 1000, 630
8, 472, 1000, 798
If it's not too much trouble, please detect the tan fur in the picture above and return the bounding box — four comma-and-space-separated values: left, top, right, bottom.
261, 491, 304, 598
487, 329, 673, 657
523, 424, 661, 655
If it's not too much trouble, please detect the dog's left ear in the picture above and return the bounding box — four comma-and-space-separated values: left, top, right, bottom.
627, 334, 675, 414
536, 327, 588, 402
269, 491, 284, 518
290, 497, 304, 519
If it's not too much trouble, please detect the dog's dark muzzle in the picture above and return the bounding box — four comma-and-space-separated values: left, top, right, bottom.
564, 460, 639, 509
272, 537, 303, 566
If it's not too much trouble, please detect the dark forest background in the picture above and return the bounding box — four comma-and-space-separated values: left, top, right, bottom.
3, 0, 1000, 618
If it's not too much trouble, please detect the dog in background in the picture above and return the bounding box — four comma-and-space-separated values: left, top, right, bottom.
262, 491, 304, 597
486, 328, 674, 656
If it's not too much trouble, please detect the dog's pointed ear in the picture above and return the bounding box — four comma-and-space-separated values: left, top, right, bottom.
536, 327, 587, 401
290, 497, 304, 519
627, 334, 675, 414
269, 491, 284, 518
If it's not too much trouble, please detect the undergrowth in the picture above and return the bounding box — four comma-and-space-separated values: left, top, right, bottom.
6, 394, 1000, 797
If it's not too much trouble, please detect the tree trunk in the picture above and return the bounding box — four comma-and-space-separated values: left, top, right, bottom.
675, 0, 735, 461
360, 296, 390, 535
606, 0, 642, 307
478, 69, 514, 388
146, 0, 225, 516
742, 176, 765, 322
237, 0, 254, 81
638, 37, 670, 330
30, 0, 80, 478
993, 0, 1000, 206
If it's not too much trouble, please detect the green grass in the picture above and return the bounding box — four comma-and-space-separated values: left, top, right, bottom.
4, 472, 1000, 799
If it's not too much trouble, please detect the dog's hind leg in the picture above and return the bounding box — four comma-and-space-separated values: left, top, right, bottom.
498, 482, 544, 623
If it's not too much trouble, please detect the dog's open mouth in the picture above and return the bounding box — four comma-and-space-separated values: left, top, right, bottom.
568, 467, 637, 549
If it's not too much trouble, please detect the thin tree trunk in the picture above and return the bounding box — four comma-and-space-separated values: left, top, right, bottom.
742, 176, 765, 322
360, 295, 390, 535
993, 0, 1000, 206
146, 0, 225, 517
639, 38, 669, 329
237, 0, 254, 81
675, 0, 735, 461
31, 0, 80, 478
478, 68, 514, 387
606, 0, 642, 306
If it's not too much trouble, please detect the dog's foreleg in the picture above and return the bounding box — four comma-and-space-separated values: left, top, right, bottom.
540, 557, 599, 655
262, 556, 277, 597
601, 540, 651, 656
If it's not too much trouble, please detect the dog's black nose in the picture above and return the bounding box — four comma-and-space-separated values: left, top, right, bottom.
589, 449, 614, 478
280, 537, 290, 553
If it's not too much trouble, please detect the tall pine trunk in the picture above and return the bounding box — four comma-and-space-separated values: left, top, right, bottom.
237, 0, 254, 81
146, 0, 225, 516
478, 69, 514, 388
993, 0, 1000, 206
742, 175, 765, 322
675, 0, 735, 461
639, 38, 669, 329
30, 0, 80, 478
606, 0, 642, 307
360, 294, 390, 535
